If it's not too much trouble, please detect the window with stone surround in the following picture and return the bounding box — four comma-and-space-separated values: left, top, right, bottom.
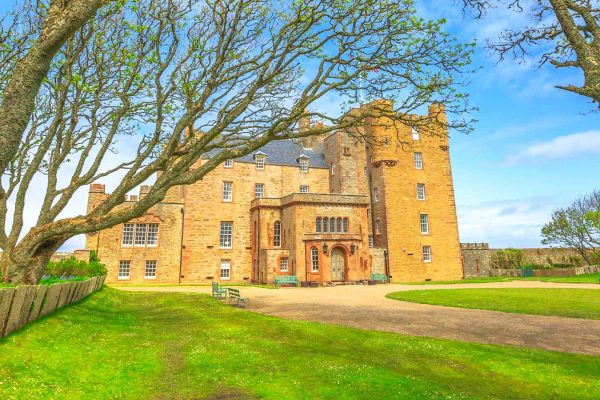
343, 146, 351, 156
122, 224, 134, 246
414, 152, 423, 169
336, 217, 342, 233
274, 221, 281, 247
300, 185, 309, 193
323, 217, 329, 233
224, 159, 233, 168
423, 246, 432, 263
118, 260, 131, 280
329, 216, 335, 233
220, 259, 231, 280
147, 224, 159, 246
417, 183, 426, 200
412, 127, 420, 141
420, 214, 429, 234
135, 224, 147, 246
343, 217, 349, 233
311, 247, 319, 272
255, 183, 264, 198
299, 158, 309, 173
255, 156, 265, 170
316, 217, 322, 233
145, 260, 157, 279
220, 222, 233, 248
223, 181, 233, 202
280, 257, 289, 272
375, 219, 381, 235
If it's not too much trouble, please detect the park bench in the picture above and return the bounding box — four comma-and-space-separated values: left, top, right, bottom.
370, 273, 389, 283
212, 281, 227, 300
228, 288, 249, 308
274, 275, 300, 287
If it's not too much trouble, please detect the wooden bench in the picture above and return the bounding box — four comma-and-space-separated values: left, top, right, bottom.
274, 275, 300, 287
370, 273, 389, 283
228, 288, 249, 307
212, 281, 227, 300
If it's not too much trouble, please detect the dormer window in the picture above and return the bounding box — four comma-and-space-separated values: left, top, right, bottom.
254, 151, 267, 170
297, 154, 309, 173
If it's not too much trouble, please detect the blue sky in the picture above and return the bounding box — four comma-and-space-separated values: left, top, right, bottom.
2, 1, 600, 250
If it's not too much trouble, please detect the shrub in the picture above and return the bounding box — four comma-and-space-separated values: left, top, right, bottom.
44, 251, 107, 279
490, 248, 526, 269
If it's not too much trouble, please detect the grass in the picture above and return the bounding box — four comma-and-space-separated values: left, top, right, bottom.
406, 273, 600, 285
1, 289, 600, 399
387, 288, 600, 320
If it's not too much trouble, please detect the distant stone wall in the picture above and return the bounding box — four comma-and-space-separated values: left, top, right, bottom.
0, 276, 105, 338
461, 243, 590, 278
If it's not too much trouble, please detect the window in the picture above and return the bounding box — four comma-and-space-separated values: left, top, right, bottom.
274, 221, 281, 247
316, 217, 322, 233
336, 217, 342, 233
423, 246, 432, 263
256, 156, 265, 170
375, 219, 381, 235
329, 217, 335, 233
331, 164, 335, 175
300, 185, 309, 193
118, 261, 131, 280
255, 183, 264, 198
420, 214, 429, 234
323, 217, 329, 233
299, 158, 309, 173
343, 147, 351, 156
343, 217, 349, 233
412, 127, 420, 141
122, 224, 134, 246
280, 257, 289, 272
311, 247, 319, 272
134, 224, 147, 246
223, 181, 233, 202
417, 183, 426, 201
414, 152, 423, 169
147, 224, 159, 246
373, 188, 380, 202
368, 235, 374, 247
224, 159, 233, 168
220, 222, 233, 248
220, 259, 231, 280
145, 260, 157, 279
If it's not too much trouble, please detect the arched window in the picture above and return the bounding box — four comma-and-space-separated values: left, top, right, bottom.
323, 217, 329, 233
273, 221, 281, 246
336, 217, 342, 232
316, 217, 322, 233
311, 247, 319, 272
329, 216, 335, 233
343, 217, 349, 233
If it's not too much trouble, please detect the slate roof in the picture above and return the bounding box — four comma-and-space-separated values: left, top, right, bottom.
233, 139, 328, 168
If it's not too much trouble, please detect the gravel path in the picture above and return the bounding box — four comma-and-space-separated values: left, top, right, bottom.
114, 281, 600, 356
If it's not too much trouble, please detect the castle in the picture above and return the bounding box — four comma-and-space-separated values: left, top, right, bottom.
85, 101, 463, 284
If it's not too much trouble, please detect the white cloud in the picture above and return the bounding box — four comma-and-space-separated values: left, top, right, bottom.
506, 130, 600, 164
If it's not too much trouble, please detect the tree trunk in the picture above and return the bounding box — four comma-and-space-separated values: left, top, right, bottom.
2, 241, 60, 284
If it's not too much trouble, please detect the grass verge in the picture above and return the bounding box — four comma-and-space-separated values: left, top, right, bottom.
387, 288, 600, 320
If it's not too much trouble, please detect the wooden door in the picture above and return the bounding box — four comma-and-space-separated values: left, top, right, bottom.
330, 248, 345, 281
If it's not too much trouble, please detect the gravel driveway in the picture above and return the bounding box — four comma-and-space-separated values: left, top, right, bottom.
115, 280, 600, 355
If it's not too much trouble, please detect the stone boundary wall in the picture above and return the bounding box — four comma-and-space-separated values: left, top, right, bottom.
489, 265, 600, 277
0, 276, 106, 339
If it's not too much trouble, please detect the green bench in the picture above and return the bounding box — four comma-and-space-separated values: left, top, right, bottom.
370, 273, 389, 283
212, 281, 227, 300
274, 275, 300, 287
228, 288, 249, 307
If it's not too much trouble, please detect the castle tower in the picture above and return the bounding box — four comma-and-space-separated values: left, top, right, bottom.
366, 101, 463, 282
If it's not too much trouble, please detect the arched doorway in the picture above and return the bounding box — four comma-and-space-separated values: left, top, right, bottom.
330, 247, 346, 281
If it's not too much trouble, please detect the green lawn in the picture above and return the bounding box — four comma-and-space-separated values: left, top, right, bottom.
387, 288, 600, 320
1, 288, 600, 399
407, 273, 600, 285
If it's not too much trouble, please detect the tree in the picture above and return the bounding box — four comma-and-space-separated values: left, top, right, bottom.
541, 189, 600, 264
0, 0, 474, 283
462, 0, 600, 105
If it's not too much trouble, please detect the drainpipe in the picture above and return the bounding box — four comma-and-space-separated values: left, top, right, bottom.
178, 207, 185, 284
256, 207, 261, 284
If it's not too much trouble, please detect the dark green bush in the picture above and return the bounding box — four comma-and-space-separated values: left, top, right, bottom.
44, 251, 107, 279
490, 249, 526, 269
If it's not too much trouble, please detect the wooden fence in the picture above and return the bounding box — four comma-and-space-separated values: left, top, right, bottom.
0, 276, 106, 338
